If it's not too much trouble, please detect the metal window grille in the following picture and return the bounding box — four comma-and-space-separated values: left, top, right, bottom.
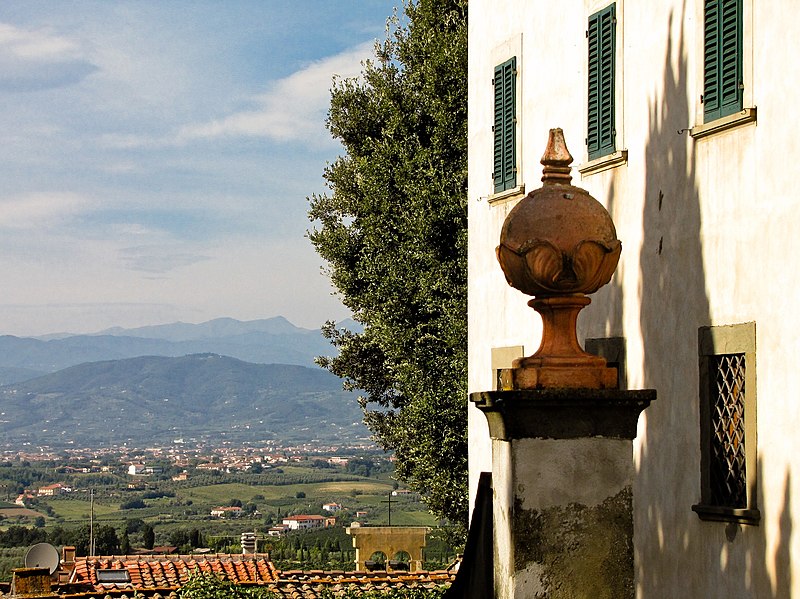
709, 353, 747, 508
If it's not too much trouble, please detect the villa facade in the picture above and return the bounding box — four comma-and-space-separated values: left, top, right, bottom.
467, 0, 799, 596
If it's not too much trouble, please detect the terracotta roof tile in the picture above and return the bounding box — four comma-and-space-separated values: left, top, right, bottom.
58, 555, 453, 598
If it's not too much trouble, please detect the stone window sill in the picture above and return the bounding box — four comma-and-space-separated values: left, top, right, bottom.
689, 107, 757, 139
578, 150, 628, 177
488, 184, 526, 205
692, 503, 761, 526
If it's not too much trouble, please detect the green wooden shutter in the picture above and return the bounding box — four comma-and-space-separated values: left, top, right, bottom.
704, 0, 742, 121
587, 4, 616, 160
493, 57, 516, 193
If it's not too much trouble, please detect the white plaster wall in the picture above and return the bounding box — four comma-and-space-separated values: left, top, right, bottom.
468, 0, 800, 596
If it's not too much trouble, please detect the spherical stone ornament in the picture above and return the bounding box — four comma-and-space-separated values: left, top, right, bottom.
494, 128, 621, 390
496, 128, 621, 298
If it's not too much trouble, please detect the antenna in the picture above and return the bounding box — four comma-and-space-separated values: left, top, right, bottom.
89, 489, 95, 556
24, 543, 60, 575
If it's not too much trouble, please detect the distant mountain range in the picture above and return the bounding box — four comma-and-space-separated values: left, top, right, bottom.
0, 353, 368, 447
0, 317, 360, 384
0, 317, 369, 448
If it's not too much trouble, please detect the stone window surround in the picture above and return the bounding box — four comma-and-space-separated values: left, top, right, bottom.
689, 0, 756, 139
487, 34, 524, 205
693, 321, 760, 525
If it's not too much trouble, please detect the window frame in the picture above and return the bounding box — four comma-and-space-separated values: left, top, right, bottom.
96, 570, 132, 584
586, 3, 617, 161
690, 0, 754, 137
693, 322, 760, 525
493, 57, 517, 195
702, 0, 743, 122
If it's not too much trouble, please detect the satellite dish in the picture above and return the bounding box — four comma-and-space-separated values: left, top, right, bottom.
24, 543, 60, 574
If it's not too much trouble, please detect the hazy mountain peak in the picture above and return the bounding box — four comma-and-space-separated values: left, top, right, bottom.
94, 316, 307, 342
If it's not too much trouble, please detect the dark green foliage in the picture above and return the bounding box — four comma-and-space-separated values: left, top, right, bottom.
317, 588, 447, 599
120, 530, 132, 554
94, 524, 120, 555
0, 526, 47, 548
178, 574, 447, 599
120, 498, 147, 510
308, 0, 468, 528
142, 523, 155, 550
143, 490, 176, 499
0, 548, 26, 584
345, 457, 392, 478
125, 518, 146, 533
178, 573, 279, 598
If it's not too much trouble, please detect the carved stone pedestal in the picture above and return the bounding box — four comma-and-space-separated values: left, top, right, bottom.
471, 389, 655, 599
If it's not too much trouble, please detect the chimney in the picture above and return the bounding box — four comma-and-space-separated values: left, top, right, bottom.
57, 546, 76, 584
241, 532, 257, 555
10, 568, 56, 598
62, 546, 75, 567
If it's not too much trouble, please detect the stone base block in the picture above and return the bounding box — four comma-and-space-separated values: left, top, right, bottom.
498, 364, 618, 390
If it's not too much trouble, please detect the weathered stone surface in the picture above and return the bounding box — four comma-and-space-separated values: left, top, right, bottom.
474, 388, 654, 599
513, 488, 633, 599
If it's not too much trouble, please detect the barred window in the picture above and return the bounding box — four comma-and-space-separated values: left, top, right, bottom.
709, 353, 746, 507
694, 323, 759, 525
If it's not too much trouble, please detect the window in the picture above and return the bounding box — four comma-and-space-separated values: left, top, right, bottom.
693, 322, 759, 525
702, 0, 743, 121
96, 570, 131, 584
493, 57, 516, 194
587, 4, 616, 161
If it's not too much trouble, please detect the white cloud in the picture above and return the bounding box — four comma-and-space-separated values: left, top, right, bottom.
177, 41, 374, 146
0, 23, 81, 59
118, 245, 211, 274
0, 192, 91, 228
0, 22, 96, 91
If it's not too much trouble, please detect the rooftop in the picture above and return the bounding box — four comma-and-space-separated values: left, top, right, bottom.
4, 553, 454, 599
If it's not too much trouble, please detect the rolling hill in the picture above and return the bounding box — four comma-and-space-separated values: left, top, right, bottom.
0, 317, 358, 383
0, 353, 367, 447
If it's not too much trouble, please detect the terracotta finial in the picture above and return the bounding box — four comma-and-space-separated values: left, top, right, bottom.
496, 128, 621, 389
540, 128, 573, 185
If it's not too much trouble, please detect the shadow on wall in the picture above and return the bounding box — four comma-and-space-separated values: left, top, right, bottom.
589, 181, 624, 343
635, 8, 792, 598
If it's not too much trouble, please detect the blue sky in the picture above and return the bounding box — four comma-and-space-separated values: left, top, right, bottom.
0, 1, 397, 336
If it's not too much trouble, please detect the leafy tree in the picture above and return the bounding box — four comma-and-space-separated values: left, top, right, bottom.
94, 525, 120, 555
308, 0, 468, 527
170, 529, 191, 548
178, 573, 278, 598
120, 530, 132, 554
120, 498, 146, 510
125, 518, 146, 534
190, 528, 204, 548
142, 523, 155, 550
